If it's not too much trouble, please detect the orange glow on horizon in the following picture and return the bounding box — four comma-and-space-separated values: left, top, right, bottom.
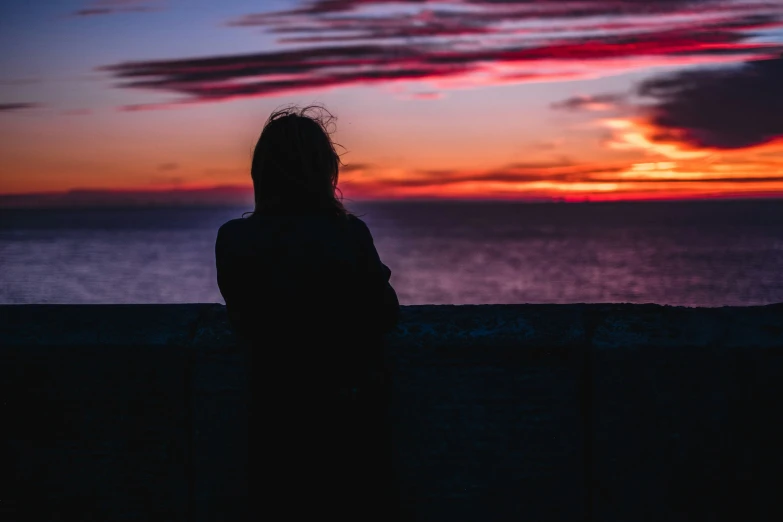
4, 106, 783, 204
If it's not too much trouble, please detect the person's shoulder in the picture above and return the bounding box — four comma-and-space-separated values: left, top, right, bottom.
216, 215, 255, 246
342, 213, 374, 241
345, 213, 369, 232
218, 217, 245, 235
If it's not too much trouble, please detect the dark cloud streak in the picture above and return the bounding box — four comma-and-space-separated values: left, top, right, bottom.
637, 55, 783, 149
100, 0, 783, 108
72, 0, 161, 17
0, 103, 41, 112
551, 93, 625, 111
235, 0, 717, 20
624, 176, 783, 183
393, 164, 628, 187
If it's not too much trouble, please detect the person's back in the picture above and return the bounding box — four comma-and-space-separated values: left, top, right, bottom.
214, 106, 401, 520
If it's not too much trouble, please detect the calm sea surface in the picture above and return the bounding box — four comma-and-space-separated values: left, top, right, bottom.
2, 200, 782, 306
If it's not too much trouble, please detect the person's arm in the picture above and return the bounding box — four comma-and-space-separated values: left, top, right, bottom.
215, 223, 247, 337
377, 262, 400, 333
353, 218, 400, 333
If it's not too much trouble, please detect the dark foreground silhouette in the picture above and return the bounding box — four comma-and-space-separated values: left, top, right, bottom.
214, 103, 402, 521
216, 208, 402, 520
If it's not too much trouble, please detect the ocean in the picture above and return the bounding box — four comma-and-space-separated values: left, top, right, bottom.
1, 199, 782, 307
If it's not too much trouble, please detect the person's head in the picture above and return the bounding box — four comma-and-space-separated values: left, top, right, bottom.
246, 105, 349, 217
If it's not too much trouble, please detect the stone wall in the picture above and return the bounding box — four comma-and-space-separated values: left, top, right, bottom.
2, 303, 782, 521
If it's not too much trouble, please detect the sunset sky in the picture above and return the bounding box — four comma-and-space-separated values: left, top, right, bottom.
2, 0, 783, 204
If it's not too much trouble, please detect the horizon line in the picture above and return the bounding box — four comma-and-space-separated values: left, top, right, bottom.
2, 194, 783, 211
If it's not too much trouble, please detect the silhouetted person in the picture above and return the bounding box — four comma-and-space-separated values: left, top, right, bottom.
215, 105, 402, 521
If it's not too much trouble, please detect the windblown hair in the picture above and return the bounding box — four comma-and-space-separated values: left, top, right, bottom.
243, 105, 350, 218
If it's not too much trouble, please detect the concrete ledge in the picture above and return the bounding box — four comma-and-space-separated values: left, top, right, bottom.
1, 303, 782, 521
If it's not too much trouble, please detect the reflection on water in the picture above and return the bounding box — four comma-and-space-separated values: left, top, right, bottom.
1, 200, 782, 306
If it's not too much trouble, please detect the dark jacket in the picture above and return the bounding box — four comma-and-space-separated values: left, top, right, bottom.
215, 208, 401, 520
216, 209, 398, 340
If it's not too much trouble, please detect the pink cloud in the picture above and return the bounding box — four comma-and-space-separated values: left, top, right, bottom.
100, 0, 783, 108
